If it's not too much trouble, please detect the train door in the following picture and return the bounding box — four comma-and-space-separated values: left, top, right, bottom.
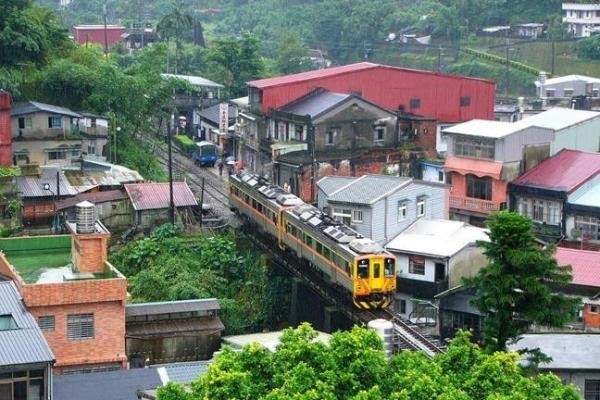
370, 257, 385, 293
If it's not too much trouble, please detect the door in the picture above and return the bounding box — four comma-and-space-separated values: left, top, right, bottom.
434, 262, 446, 282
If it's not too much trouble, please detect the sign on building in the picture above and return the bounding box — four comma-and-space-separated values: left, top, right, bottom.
219, 103, 229, 133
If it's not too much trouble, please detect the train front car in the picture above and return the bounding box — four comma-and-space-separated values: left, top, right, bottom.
350, 239, 396, 309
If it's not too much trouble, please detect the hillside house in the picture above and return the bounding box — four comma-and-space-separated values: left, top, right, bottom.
535, 73, 600, 100
443, 108, 600, 226
317, 174, 448, 245
563, 3, 600, 37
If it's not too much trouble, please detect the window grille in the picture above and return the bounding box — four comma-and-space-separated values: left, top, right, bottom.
67, 313, 94, 340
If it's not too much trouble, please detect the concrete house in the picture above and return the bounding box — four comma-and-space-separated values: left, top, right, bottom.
508, 149, 600, 242
317, 174, 448, 245
563, 2, 600, 37
385, 219, 488, 320
535, 74, 600, 100
443, 107, 600, 226
271, 89, 399, 202
0, 280, 55, 400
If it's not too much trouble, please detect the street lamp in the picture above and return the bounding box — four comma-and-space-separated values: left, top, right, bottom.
43, 183, 57, 231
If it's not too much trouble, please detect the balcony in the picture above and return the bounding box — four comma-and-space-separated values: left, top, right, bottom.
449, 196, 501, 214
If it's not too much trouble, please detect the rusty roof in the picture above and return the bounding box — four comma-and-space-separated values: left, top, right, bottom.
125, 182, 198, 211
55, 190, 128, 210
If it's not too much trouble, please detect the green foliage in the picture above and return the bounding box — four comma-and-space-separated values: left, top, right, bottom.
577, 36, 600, 60
462, 48, 540, 76
0, 167, 21, 178
111, 228, 283, 334
275, 32, 311, 75
173, 135, 196, 156
463, 211, 580, 352
158, 326, 580, 400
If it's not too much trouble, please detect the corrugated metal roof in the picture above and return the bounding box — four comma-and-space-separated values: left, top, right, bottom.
161, 73, 224, 89
508, 334, 600, 370
511, 149, 600, 192
125, 182, 198, 211
17, 167, 80, 198
55, 190, 128, 210
125, 317, 224, 337
126, 299, 220, 317
444, 156, 503, 180
280, 89, 351, 118
326, 175, 412, 205
65, 164, 144, 189
570, 176, 600, 207
535, 74, 600, 87
157, 361, 212, 385
11, 101, 81, 118
555, 247, 600, 288
317, 176, 358, 197
0, 281, 54, 366
385, 219, 489, 257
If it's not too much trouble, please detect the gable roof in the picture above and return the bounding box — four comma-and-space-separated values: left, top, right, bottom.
535, 74, 600, 87
385, 219, 489, 257
511, 149, 600, 193
11, 101, 81, 118
555, 247, 600, 288
248, 62, 493, 89
325, 175, 412, 205
0, 281, 54, 367
125, 182, 198, 211
279, 89, 352, 118
317, 176, 357, 197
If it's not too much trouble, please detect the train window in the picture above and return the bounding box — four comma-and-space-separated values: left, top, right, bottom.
305, 235, 313, 247
358, 260, 369, 278
257, 203, 263, 213
323, 247, 331, 260
345, 261, 351, 276
316, 242, 323, 255
374, 263, 381, 278
385, 258, 395, 277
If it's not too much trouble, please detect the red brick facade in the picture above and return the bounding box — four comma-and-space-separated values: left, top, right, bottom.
71, 230, 109, 274
583, 303, 600, 329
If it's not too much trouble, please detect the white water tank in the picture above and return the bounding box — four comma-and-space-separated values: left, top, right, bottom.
75, 201, 96, 234
368, 319, 394, 357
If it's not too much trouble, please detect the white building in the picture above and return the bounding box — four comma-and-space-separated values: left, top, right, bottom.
563, 3, 600, 37
535, 73, 600, 99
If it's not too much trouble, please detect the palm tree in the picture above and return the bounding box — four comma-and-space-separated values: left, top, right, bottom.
157, 0, 193, 73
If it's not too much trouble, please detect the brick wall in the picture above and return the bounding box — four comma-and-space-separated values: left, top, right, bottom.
583, 303, 600, 329
30, 301, 127, 373
71, 230, 109, 274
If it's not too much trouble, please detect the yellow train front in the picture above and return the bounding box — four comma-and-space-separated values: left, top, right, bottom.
229, 172, 396, 309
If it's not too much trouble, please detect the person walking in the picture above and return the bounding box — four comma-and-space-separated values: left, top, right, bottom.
218, 160, 224, 177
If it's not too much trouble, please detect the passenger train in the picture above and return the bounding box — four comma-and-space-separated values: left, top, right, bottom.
229, 171, 396, 309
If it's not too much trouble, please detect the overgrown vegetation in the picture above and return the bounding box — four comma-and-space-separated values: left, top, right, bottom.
157, 324, 580, 400
110, 224, 290, 334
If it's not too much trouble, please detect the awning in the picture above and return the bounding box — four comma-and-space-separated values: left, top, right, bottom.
444, 156, 503, 180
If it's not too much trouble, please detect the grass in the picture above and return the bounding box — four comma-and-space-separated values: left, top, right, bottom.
8, 250, 72, 283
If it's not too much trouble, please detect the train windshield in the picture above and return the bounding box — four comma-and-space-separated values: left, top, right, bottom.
357, 259, 369, 278
384, 258, 395, 277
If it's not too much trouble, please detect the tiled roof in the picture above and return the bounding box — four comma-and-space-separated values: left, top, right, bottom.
11, 101, 81, 118
0, 281, 54, 367
326, 175, 412, 205
280, 89, 352, 118
125, 182, 198, 211
555, 247, 600, 288
511, 149, 600, 193
444, 156, 503, 180
317, 176, 357, 197
126, 299, 220, 317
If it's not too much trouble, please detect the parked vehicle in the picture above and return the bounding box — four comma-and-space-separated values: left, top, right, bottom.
191, 141, 217, 167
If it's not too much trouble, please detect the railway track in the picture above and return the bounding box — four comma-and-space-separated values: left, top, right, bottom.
140, 134, 444, 357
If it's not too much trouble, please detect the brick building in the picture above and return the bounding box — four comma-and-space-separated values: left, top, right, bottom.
0, 217, 128, 374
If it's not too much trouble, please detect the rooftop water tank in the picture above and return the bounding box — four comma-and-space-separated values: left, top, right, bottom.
368, 319, 394, 357
75, 201, 96, 234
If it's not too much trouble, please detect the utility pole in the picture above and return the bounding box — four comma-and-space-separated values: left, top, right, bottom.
103, 1, 108, 55
168, 113, 175, 225
437, 46, 443, 72
199, 177, 204, 227
308, 119, 316, 203
505, 33, 510, 98
551, 40, 556, 76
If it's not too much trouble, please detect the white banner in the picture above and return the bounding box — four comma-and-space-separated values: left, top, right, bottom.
219, 103, 229, 133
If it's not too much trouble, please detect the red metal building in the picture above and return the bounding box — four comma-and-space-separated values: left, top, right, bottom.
248, 62, 495, 123
0, 90, 13, 167
72, 25, 125, 47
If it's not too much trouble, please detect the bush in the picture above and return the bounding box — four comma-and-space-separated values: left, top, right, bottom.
577, 36, 600, 60
173, 135, 196, 156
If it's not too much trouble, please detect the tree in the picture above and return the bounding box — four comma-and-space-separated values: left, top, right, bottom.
158, 325, 580, 400
464, 211, 580, 352
577, 35, 600, 60
157, 0, 193, 74
275, 32, 311, 75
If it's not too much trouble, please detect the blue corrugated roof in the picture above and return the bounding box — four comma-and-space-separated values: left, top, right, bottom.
0, 281, 54, 367
326, 175, 412, 205
280, 89, 351, 118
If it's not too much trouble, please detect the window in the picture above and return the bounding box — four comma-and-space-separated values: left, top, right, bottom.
87, 145, 96, 155
410, 98, 420, 109
591, 305, 599, 313
332, 208, 352, 225
38, 315, 55, 331
460, 96, 471, 107
585, 379, 600, 400
90, 117, 97, 127
545, 89, 556, 98
454, 136, 495, 159
466, 174, 492, 200
48, 151, 66, 160
295, 124, 304, 141
67, 313, 94, 340
399, 299, 407, 314
532, 199, 544, 221
438, 171, 444, 182
357, 259, 369, 278
18, 117, 32, 129
374, 126, 385, 142
48, 115, 62, 129
0, 314, 17, 330
397, 202, 407, 222
593, 88, 599, 97
351, 210, 363, 223
384, 258, 395, 277
576, 215, 599, 240
326, 130, 336, 146
563, 88, 574, 97
408, 255, 425, 275
417, 199, 426, 217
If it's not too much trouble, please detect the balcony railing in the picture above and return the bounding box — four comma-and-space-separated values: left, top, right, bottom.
449, 196, 500, 214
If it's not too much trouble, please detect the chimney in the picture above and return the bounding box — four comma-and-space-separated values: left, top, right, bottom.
537, 71, 547, 99
68, 201, 110, 274
0, 90, 13, 167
